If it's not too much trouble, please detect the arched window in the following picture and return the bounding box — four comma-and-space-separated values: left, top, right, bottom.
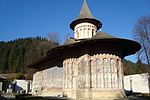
116, 59, 120, 73
88, 28, 90, 37
76, 30, 79, 39
92, 29, 95, 36
83, 28, 86, 37
80, 29, 82, 31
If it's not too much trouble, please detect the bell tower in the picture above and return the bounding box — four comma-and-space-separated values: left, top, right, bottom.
70, 0, 102, 39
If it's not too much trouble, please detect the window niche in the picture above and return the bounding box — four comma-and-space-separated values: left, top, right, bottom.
92, 29, 95, 36
83, 28, 86, 37
110, 58, 115, 73
76, 30, 79, 39
87, 28, 90, 37
95, 58, 103, 88
96, 58, 101, 73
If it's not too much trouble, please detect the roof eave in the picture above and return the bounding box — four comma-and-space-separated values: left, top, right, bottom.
70, 18, 102, 30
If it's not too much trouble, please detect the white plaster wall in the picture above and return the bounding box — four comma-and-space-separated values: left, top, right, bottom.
0, 82, 2, 91
74, 22, 97, 39
124, 73, 150, 93
14, 80, 30, 93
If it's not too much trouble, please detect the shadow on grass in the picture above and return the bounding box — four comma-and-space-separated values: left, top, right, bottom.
125, 91, 150, 100
0, 96, 15, 100
0, 94, 67, 100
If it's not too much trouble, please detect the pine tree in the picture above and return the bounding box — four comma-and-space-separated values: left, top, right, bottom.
0, 37, 59, 79
136, 58, 145, 73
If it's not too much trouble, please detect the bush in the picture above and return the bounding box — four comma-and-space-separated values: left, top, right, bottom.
15, 73, 25, 79
7, 73, 25, 80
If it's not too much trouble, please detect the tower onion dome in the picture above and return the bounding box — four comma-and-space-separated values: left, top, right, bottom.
70, 0, 102, 30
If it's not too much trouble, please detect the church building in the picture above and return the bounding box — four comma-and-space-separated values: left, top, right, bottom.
29, 0, 141, 100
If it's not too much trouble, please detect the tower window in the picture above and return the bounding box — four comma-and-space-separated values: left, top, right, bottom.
88, 28, 90, 37
92, 29, 95, 36
76, 30, 79, 38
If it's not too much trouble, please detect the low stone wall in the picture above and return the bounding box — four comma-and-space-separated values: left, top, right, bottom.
32, 67, 63, 96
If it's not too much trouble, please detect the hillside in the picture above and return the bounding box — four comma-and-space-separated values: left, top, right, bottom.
0, 37, 58, 76
123, 59, 150, 75
123, 59, 137, 75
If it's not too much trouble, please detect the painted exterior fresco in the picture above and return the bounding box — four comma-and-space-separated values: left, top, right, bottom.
62, 54, 125, 99
32, 67, 63, 96
32, 54, 125, 99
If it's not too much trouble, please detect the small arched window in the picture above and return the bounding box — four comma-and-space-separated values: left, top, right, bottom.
92, 29, 95, 36
76, 30, 79, 38
116, 59, 120, 73
83, 28, 86, 36
87, 28, 90, 37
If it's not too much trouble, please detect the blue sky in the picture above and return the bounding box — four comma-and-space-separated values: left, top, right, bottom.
0, 0, 150, 62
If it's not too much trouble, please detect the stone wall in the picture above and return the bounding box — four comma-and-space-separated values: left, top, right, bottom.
32, 54, 125, 99
32, 67, 63, 96
63, 54, 125, 99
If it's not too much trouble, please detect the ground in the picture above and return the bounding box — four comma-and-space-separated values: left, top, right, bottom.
1, 94, 150, 100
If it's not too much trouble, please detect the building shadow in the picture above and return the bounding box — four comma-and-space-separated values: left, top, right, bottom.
0, 95, 15, 100
15, 95, 67, 100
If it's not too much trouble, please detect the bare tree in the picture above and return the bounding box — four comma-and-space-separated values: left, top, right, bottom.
133, 16, 150, 67
47, 32, 60, 43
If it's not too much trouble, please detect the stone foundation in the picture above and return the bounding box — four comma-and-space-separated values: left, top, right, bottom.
64, 89, 125, 100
